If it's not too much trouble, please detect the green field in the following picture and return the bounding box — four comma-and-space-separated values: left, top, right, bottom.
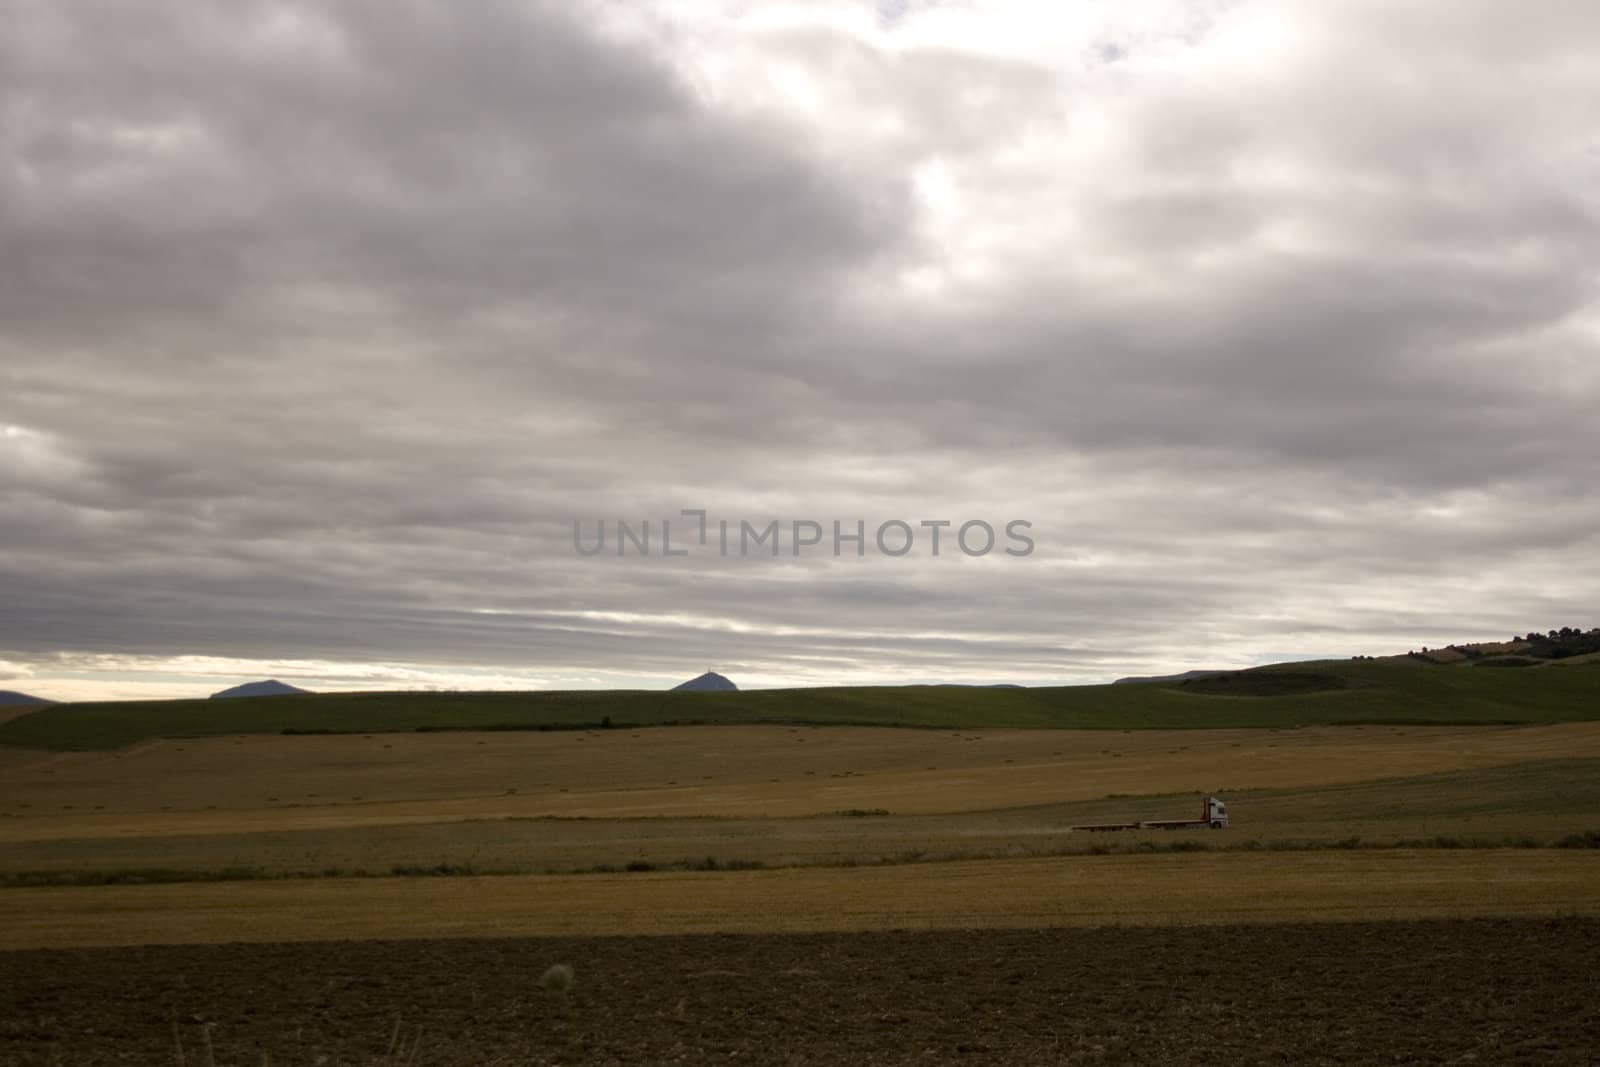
4, 657, 1598, 750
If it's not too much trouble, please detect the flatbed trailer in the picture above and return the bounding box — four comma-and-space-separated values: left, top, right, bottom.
1071, 795, 1228, 832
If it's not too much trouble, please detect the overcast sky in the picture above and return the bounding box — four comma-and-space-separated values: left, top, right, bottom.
3, 0, 1598, 701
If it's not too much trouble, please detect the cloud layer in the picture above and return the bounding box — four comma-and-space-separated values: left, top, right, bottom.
3, 0, 1598, 699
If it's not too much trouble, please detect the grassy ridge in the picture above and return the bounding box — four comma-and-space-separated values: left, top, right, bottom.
2, 658, 1597, 750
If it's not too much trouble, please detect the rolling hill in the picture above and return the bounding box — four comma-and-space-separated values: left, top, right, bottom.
0, 655, 1596, 751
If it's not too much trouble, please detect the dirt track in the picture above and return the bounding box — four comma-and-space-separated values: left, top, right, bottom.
5, 918, 1597, 1064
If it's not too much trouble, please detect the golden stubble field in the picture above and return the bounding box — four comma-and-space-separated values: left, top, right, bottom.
6, 721, 1600, 957
6, 849, 1599, 950
7, 720, 1600, 843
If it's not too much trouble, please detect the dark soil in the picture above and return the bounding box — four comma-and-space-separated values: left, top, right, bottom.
4, 919, 1598, 1064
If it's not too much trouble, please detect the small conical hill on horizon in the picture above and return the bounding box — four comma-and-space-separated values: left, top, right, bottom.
672, 671, 737, 692
210, 679, 312, 699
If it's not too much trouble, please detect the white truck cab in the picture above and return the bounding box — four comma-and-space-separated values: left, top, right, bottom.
1206, 795, 1229, 829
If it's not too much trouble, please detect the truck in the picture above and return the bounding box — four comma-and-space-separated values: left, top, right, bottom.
1070, 795, 1229, 832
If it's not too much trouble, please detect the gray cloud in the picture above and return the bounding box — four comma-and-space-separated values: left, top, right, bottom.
2, 1, 1597, 698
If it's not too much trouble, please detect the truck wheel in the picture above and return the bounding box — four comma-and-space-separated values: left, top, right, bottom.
1210, 821, 1223, 829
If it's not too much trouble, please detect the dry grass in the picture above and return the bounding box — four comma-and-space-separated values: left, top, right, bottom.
539, 963, 575, 992
5, 849, 1599, 950
9, 721, 1600, 845
0, 705, 46, 726
6, 758, 1600, 881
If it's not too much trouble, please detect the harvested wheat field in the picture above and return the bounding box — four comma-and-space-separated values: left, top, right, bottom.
8, 723, 1600, 883
7, 850, 1599, 950
8, 721, 1600, 843
5, 918, 1597, 1065
9, 718, 1600, 1063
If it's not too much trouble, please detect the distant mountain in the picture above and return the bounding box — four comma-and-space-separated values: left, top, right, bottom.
672, 672, 738, 692
0, 690, 53, 707
210, 679, 312, 699
1113, 669, 1231, 686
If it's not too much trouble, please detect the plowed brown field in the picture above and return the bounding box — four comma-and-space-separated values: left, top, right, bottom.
5, 919, 1597, 1065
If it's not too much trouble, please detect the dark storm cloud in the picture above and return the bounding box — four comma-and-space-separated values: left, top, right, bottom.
2, 1, 1598, 697
0, 2, 898, 332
